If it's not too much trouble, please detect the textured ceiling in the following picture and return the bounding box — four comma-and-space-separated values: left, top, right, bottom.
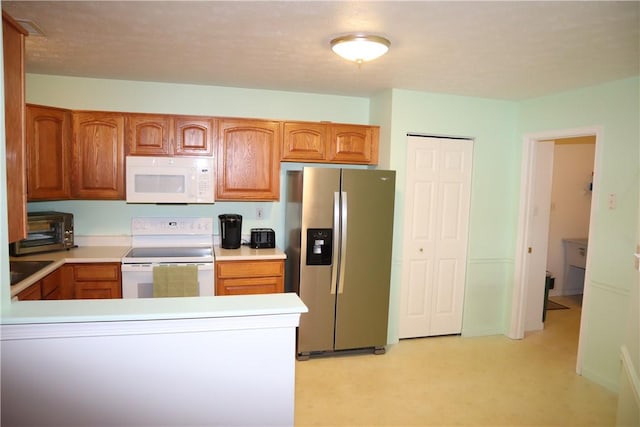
2, 1, 639, 100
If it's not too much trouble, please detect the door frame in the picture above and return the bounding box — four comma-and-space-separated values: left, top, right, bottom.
510, 125, 603, 375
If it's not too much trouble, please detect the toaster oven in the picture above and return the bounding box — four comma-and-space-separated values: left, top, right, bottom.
10, 211, 75, 256
250, 228, 275, 249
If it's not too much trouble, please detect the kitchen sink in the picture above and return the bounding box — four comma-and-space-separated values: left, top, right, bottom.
9, 260, 54, 286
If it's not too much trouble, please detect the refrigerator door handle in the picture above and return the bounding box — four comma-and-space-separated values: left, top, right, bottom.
330, 191, 340, 295
338, 191, 348, 294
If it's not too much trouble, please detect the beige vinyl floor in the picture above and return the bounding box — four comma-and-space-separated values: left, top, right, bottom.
294, 295, 618, 426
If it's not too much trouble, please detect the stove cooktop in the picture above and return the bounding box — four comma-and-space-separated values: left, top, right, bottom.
124, 218, 215, 264
122, 246, 214, 264
124, 246, 212, 259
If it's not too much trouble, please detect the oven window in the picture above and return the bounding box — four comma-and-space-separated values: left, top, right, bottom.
135, 174, 185, 193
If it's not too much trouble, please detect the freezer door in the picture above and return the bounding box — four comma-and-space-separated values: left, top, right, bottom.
334, 169, 396, 350
297, 167, 341, 354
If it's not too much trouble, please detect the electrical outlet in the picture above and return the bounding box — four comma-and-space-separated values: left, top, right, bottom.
608, 193, 616, 210
256, 207, 263, 220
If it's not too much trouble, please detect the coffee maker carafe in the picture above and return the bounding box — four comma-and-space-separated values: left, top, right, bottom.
219, 214, 242, 249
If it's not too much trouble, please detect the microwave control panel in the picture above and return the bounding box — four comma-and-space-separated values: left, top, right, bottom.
194, 157, 213, 200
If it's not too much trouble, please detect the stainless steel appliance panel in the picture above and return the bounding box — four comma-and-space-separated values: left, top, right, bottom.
334, 169, 396, 350
286, 167, 396, 356
10, 211, 75, 256
297, 168, 341, 353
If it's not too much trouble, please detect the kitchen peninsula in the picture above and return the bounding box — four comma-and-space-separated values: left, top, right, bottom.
3, 244, 305, 427
2, 293, 306, 426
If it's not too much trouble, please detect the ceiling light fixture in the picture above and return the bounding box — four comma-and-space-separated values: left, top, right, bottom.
330, 34, 390, 64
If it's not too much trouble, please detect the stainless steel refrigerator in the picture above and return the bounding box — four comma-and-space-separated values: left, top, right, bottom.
285, 167, 396, 358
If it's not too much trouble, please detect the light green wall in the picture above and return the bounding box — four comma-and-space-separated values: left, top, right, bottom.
369, 89, 393, 169
26, 74, 370, 122
519, 77, 640, 390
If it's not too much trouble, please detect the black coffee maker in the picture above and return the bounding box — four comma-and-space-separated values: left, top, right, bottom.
219, 214, 242, 249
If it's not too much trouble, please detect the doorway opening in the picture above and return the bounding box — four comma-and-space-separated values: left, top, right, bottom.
511, 126, 602, 375
544, 136, 595, 316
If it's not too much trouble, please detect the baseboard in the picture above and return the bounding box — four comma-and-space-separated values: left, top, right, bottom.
581, 366, 620, 393
620, 345, 640, 397
617, 345, 640, 426
461, 327, 504, 338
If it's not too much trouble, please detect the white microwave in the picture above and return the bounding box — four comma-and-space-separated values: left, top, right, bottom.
126, 156, 215, 204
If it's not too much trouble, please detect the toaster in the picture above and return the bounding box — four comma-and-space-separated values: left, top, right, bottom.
250, 228, 275, 249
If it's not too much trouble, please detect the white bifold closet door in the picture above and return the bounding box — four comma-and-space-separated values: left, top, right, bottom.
399, 135, 473, 338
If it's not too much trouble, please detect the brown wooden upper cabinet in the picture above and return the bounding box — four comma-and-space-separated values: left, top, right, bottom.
126, 114, 216, 156
329, 124, 379, 164
281, 122, 379, 164
216, 118, 281, 201
20, 104, 379, 204
26, 104, 72, 200
72, 112, 125, 199
281, 121, 327, 162
3, 12, 28, 243
174, 116, 216, 156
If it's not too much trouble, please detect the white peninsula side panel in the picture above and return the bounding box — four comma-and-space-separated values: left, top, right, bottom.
1, 294, 306, 427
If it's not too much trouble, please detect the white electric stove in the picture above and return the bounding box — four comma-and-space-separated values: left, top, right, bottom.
121, 217, 214, 298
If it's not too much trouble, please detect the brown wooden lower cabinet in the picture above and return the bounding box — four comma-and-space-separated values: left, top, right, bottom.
16, 281, 42, 300
216, 259, 284, 296
15, 263, 122, 300
74, 281, 121, 299
62, 263, 122, 299
16, 268, 61, 301
42, 267, 62, 299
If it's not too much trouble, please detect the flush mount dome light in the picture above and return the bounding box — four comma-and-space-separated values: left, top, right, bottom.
330, 34, 390, 64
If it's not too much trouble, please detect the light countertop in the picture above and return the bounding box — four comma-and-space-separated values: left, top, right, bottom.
214, 245, 286, 261
11, 246, 130, 263
2, 292, 307, 325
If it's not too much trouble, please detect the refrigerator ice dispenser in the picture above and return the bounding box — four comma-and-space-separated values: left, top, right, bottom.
306, 228, 333, 265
